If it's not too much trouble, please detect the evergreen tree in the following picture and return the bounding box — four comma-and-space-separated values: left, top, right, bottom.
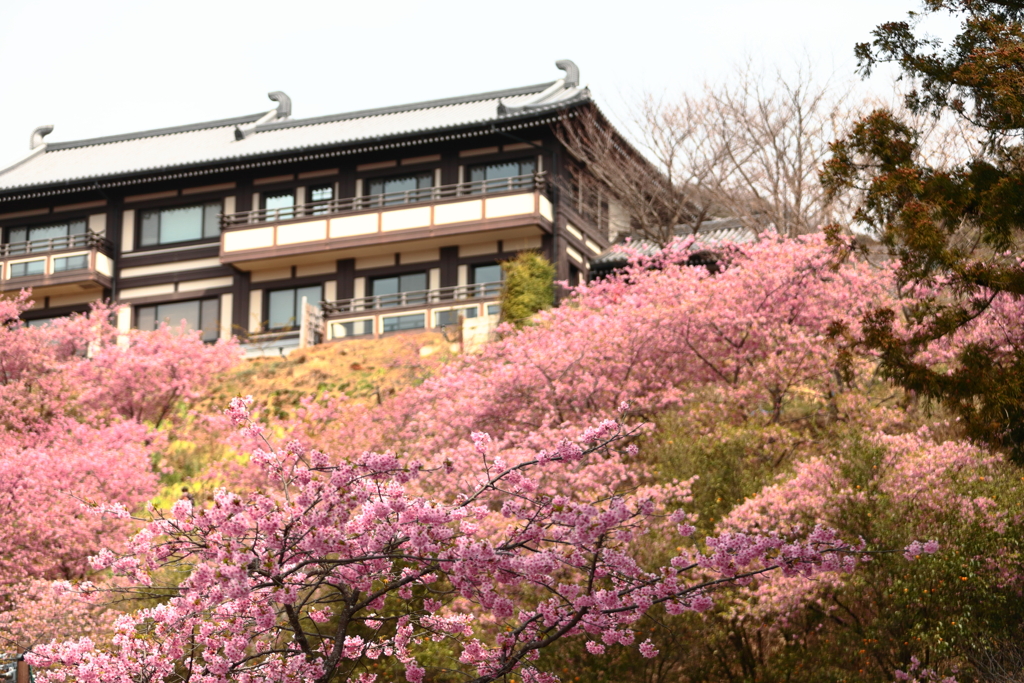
499, 251, 555, 327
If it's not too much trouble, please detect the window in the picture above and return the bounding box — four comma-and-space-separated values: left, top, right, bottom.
267, 285, 322, 331
135, 298, 220, 342
262, 191, 295, 220
467, 158, 537, 192
435, 307, 477, 327
309, 185, 334, 215
470, 264, 503, 297
6, 219, 86, 253
487, 303, 501, 316
335, 319, 373, 337
382, 313, 425, 333
10, 260, 45, 278
140, 202, 221, 247
371, 272, 428, 307
365, 172, 433, 205
53, 255, 88, 272
26, 317, 58, 328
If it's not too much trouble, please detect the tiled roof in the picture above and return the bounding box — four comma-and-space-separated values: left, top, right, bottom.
0, 81, 589, 193
592, 218, 759, 267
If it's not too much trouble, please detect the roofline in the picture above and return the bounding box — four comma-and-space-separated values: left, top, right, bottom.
37, 81, 559, 152
256, 81, 557, 132
0, 106, 585, 202
45, 112, 268, 151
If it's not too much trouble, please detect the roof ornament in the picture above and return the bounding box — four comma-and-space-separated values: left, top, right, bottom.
30, 125, 54, 149
497, 60, 584, 116
234, 91, 291, 141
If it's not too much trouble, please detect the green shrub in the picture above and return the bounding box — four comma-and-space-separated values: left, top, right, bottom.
499, 251, 555, 327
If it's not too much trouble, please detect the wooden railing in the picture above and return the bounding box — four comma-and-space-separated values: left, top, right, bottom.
0, 232, 111, 258
322, 281, 502, 316
221, 173, 546, 228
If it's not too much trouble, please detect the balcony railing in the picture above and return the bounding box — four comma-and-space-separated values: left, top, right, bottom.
222, 173, 546, 228
1, 231, 111, 258
322, 281, 503, 316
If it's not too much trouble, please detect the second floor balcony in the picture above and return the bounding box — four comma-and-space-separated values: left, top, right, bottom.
219, 174, 554, 266
0, 232, 114, 295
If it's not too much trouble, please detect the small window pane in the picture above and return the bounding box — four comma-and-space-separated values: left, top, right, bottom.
68, 220, 87, 235
337, 319, 373, 337
366, 173, 433, 204
160, 205, 204, 244
310, 185, 333, 202
53, 255, 88, 272
264, 192, 295, 219
200, 298, 220, 341
296, 285, 322, 308
136, 306, 157, 331
158, 300, 202, 330
202, 203, 221, 239
472, 264, 502, 285
28, 224, 69, 242
487, 304, 501, 315
140, 211, 160, 246
11, 260, 45, 277
382, 313, 425, 333
8, 227, 27, 244
371, 276, 399, 297
268, 289, 297, 330
399, 272, 427, 292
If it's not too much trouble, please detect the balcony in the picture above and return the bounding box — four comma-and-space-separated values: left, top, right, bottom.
320, 281, 502, 339
219, 174, 554, 266
0, 232, 114, 295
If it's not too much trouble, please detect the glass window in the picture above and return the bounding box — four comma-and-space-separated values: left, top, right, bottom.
6, 219, 87, 253
263, 191, 295, 219
139, 202, 221, 247
467, 158, 537, 192
435, 307, 478, 327
365, 172, 434, 205
53, 255, 88, 272
487, 303, 501, 316
11, 260, 45, 278
26, 317, 58, 328
267, 285, 322, 331
472, 264, 503, 284
382, 313, 425, 333
371, 272, 428, 307
335, 319, 374, 337
309, 185, 334, 216
135, 298, 220, 342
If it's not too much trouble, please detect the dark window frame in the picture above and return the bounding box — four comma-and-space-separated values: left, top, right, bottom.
133, 297, 221, 342
2, 216, 90, 250
263, 284, 324, 332
135, 198, 224, 250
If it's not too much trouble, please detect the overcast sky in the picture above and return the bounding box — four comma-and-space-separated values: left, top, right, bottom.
0, 0, 957, 169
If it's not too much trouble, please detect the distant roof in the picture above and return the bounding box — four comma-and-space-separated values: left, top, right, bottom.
592, 218, 759, 268
0, 76, 589, 194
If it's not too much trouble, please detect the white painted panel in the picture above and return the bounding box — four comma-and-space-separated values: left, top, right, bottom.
539, 196, 553, 222
116, 306, 132, 333
119, 283, 176, 299
459, 242, 498, 257
400, 248, 440, 264
485, 193, 534, 219
323, 280, 336, 302
178, 276, 234, 292
220, 293, 233, 340
121, 209, 135, 252
566, 246, 584, 264
223, 196, 236, 216
277, 219, 327, 245
120, 257, 222, 279
434, 199, 483, 225
380, 206, 432, 232
354, 277, 366, 300
585, 239, 602, 254
249, 289, 263, 333
95, 252, 113, 277
251, 268, 291, 283
49, 292, 100, 307
457, 264, 468, 287
503, 236, 543, 252
6, 257, 46, 278
330, 213, 378, 238
355, 254, 394, 270
429, 268, 440, 291
88, 213, 106, 235
223, 226, 275, 252
296, 262, 336, 277
565, 223, 584, 240
295, 186, 306, 206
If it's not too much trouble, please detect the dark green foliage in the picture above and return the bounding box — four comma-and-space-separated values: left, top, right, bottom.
499, 251, 555, 327
824, 1, 1024, 463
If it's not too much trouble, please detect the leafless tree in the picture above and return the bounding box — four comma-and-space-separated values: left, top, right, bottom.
557, 61, 862, 243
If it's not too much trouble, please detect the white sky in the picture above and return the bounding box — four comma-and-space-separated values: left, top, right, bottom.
0, 0, 959, 170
